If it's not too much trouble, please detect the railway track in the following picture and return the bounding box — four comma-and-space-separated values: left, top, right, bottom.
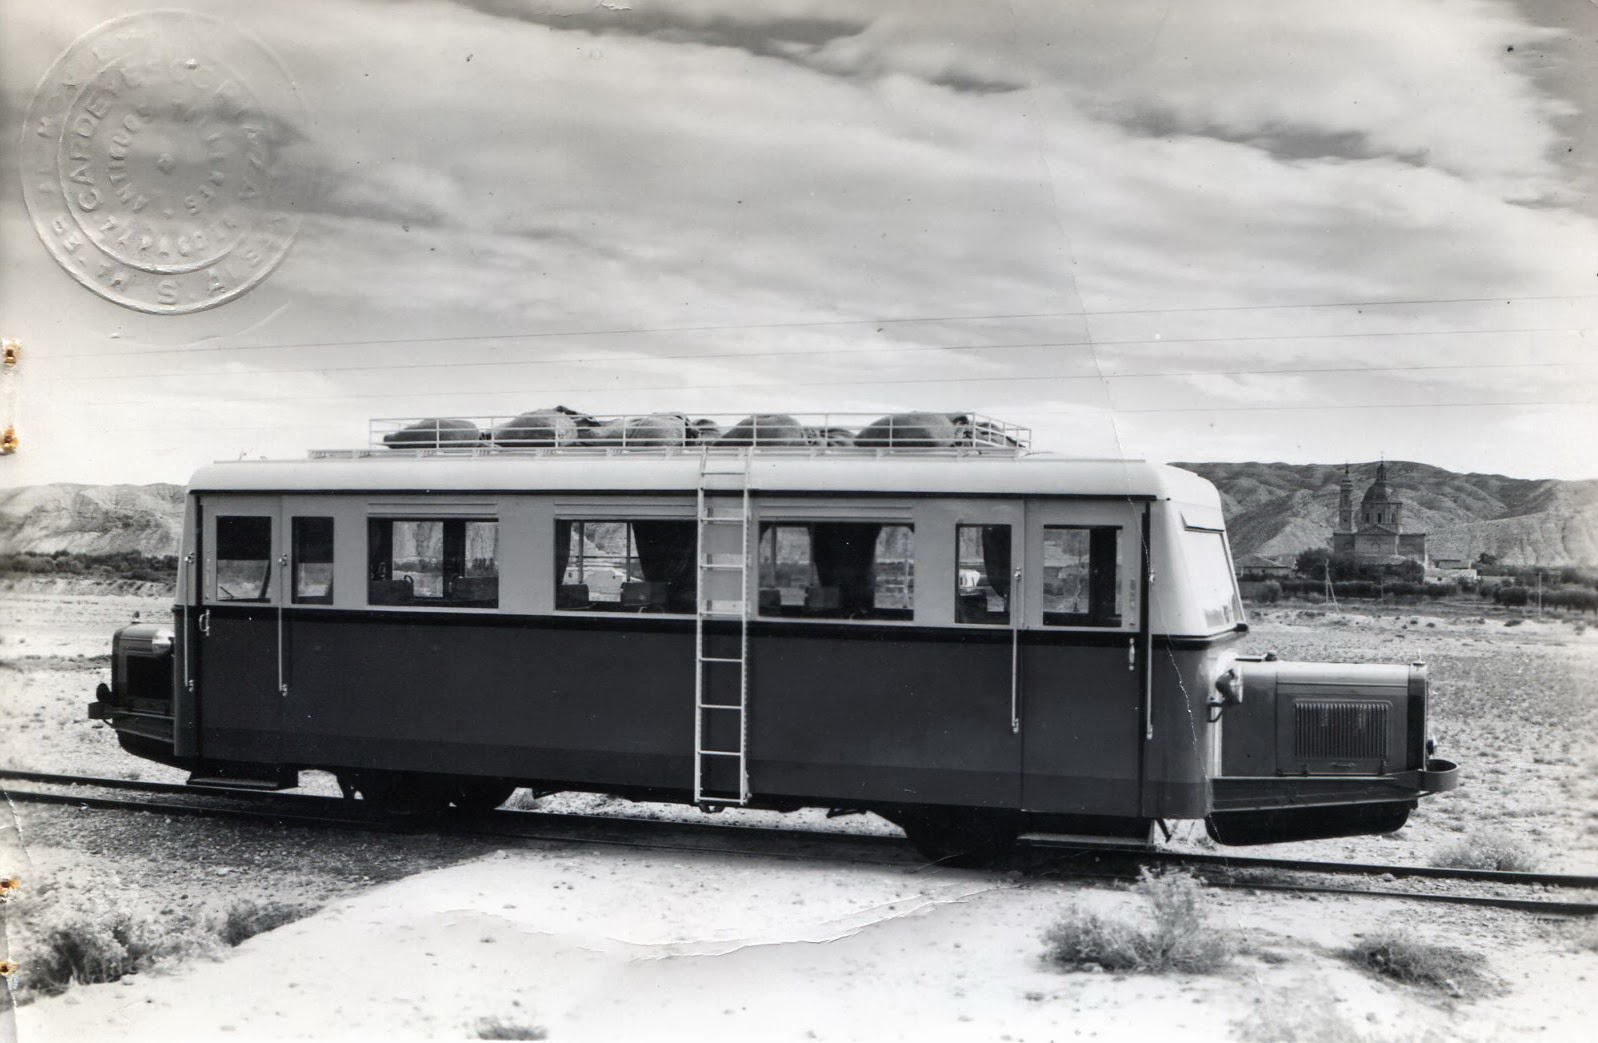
3, 768, 1595, 916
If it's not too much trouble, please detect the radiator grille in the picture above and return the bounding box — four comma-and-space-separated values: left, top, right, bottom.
1294, 700, 1388, 761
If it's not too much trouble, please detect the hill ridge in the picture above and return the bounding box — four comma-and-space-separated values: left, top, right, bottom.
1172, 461, 1598, 565
2, 466, 1594, 565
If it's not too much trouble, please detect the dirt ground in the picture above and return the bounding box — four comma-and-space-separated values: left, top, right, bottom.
1, 590, 1595, 1041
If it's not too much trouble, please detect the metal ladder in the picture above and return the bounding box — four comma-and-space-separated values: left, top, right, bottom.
694, 453, 752, 806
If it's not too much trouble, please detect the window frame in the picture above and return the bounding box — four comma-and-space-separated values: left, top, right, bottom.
755, 519, 916, 622
552, 516, 698, 615
1039, 524, 1125, 629
207, 509, 276, 605
366, 515, 501, 609
952, 522, 1015, 627
1025, 501, 1142, 634
1179, 523, 1246, 633
290, 516, 335, 605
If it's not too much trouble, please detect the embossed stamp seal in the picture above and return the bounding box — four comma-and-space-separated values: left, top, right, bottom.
20, 11, 307, 314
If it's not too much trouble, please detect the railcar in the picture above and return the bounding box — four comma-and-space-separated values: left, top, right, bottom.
90, 412, 1458, 861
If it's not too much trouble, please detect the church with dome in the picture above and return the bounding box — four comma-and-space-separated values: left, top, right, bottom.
1330, 462, 1428, 566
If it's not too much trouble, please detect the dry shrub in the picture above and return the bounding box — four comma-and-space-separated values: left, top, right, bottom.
1042, 869, 1233, 974
1430, 831, 1539, 872
1041, 907, 1142, 971
218, 899, 314, 947
473, 1016, 548, 1040
1347, 930, 1493, 997
17, 896, 315, 998
21, 904, 208, 997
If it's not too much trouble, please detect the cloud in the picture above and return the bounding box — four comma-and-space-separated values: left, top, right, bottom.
4, 0, 1595, 484
452, 0, 867, 51
207, 0, 1592, 326
1035, 113, 1598, 312
441, 0, 1024, 92
781, 0, 1578, 200
1088, 2, 1569, 185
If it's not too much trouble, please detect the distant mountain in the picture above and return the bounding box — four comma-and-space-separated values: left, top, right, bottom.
1173, 461, 1598, 566
0, 483, 185, 556
2, 464, 1594, 566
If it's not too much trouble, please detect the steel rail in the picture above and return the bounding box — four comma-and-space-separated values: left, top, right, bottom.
0, 769, 904, 851
0, 784, 911, 867
1021, 847, 1598, 916
1198, 878, 1596, 916
4, 768, 1596, 913
0, 768, 303, 801
1021, 835, 1598, 890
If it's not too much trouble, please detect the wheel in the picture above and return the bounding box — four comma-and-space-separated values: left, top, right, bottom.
892, 808, 1022, 867
448, 780, 516, 814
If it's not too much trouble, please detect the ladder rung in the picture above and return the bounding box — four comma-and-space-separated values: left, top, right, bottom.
699, 656, 743, 664
701, 601, 745, 614
698, 749, 742, 758
700, 562, 743, 571
698, 700, 743, 708
698, 514, 746, 523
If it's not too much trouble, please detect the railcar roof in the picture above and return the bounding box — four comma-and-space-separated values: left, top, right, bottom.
188, 452, 1221, 504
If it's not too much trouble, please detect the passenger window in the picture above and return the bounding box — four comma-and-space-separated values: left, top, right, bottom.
1042, 525, 1122, 627
215, 516, 272, 601
955, 524, 1011, 624
555, 519, 696, 613
367, 519, 499, 607
757, 522, 914, 621
292, 517, 335, 604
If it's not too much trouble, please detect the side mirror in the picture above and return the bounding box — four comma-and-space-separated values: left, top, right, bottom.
1207, 667, 1244, 722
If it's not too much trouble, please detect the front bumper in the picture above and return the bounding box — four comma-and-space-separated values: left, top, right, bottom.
1211, 757, 1459, 813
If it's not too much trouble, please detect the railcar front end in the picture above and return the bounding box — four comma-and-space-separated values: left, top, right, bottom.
1202, 656, 1458, 844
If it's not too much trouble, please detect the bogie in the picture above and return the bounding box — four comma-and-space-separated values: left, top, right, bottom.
885, 807, 1025, 867
336, 771, 515, 817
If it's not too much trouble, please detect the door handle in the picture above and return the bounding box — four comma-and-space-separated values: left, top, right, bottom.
197, 610, 210, 636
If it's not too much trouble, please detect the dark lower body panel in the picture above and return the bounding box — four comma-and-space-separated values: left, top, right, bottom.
186, 609, 1157, 819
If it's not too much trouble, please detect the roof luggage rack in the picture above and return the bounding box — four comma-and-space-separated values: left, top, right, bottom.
308, 411, 1031, 460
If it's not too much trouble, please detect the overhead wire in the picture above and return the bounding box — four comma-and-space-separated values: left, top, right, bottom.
65, 367, 1598, 409
38, 324, 1596, 386
32, 292, 1598, 364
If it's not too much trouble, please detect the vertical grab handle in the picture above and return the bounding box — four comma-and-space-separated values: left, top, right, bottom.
1010, 567, 1023, 734
278, 553, 289, 696
181, 552, 194, 692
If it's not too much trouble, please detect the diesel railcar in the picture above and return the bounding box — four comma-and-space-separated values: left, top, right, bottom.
90, 412, 1458, 860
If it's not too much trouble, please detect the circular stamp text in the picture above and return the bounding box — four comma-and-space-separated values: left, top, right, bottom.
20, 11, 307, 314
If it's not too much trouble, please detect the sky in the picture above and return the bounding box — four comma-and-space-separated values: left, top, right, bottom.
0, 0, 1594, 486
